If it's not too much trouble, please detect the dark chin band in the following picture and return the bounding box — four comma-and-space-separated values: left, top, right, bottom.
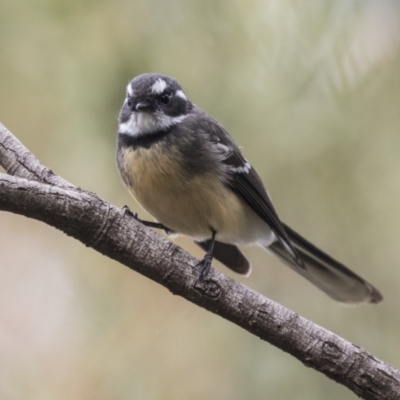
118, 128, 172, 150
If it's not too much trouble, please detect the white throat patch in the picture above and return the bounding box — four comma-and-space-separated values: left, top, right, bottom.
119, 111, 188, 137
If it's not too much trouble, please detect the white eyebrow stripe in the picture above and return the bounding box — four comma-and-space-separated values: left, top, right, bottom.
151, 78, 167, 94
176, 90, 187, 100
127, 84, 134, 97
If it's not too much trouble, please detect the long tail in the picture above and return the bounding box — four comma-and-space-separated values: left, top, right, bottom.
267, 224, 382, 304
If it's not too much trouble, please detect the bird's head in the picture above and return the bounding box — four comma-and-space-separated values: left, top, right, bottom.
118, 73, 193, 137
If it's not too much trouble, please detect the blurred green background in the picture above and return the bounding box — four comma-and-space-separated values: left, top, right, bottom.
1, 0, 400, 399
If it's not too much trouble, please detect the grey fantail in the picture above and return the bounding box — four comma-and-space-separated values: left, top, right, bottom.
116, 73, 382, 305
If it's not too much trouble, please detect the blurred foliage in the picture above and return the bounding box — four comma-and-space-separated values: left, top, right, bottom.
1, 0, 400, 399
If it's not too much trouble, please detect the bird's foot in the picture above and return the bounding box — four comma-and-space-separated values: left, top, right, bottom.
196, 229, 217, 280
197, 253, 213, 281
121, 206, 174, 235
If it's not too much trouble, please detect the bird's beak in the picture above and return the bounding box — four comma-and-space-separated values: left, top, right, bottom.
135, 101, 152, 112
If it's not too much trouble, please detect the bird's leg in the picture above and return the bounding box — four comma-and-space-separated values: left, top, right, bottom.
122, 206, 174, 235
198, 229, 217, 280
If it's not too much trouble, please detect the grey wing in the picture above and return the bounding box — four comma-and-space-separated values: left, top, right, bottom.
224, 151, 304, 269
196, 111, 304, 269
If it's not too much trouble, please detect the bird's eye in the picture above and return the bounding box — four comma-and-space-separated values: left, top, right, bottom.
160, 94, 171, 105
127, 98, 133, 108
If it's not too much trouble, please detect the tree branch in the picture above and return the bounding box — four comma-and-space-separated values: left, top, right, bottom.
0, 123, 76, 189
1, 122, 399, 400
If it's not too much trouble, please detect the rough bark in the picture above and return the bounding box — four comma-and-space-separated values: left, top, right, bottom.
1, 122, 399, 399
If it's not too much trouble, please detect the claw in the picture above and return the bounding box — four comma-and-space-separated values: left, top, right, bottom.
122, 205, 135, 218
196, 229, 217, 281
121, 207, 174, 235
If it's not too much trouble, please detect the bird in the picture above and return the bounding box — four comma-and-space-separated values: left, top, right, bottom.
116, 72, 382, 305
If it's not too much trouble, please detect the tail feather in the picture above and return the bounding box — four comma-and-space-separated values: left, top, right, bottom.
267, 224, 382, 305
